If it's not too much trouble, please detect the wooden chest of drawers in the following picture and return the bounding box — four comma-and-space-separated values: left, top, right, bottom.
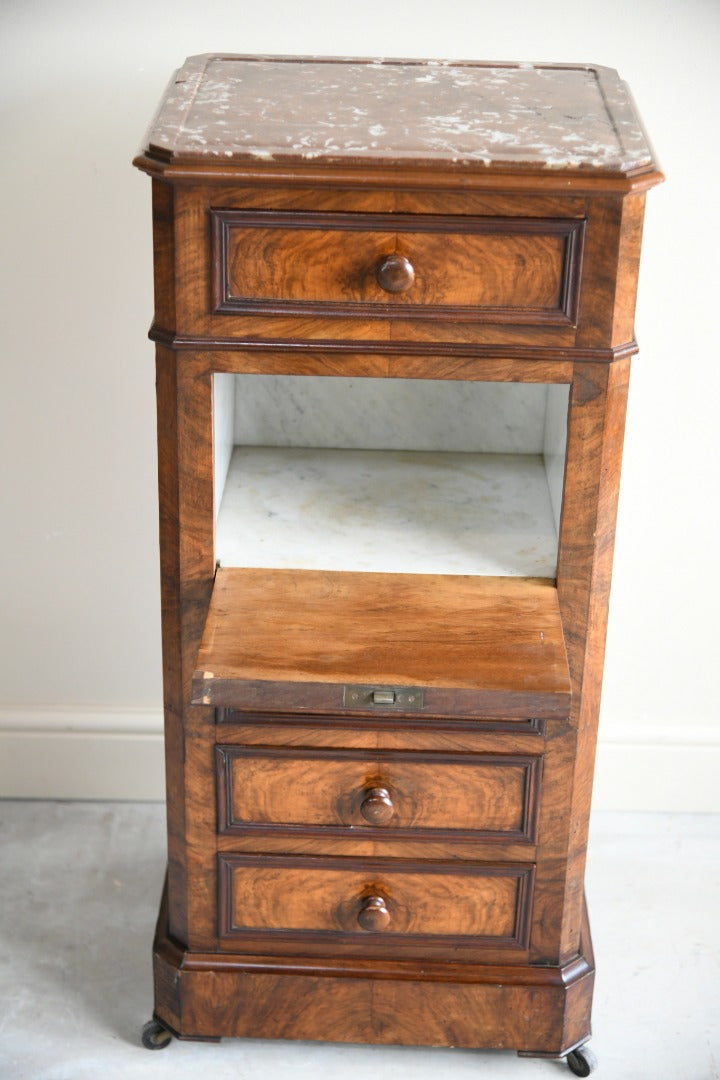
134, 55, 662, 1071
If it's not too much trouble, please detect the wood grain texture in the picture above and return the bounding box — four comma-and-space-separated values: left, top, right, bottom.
151, 181, 176, 330
192, 569, 571, 713
202, 346, 578, 382
213, 210, 582, 325
611, 193, 646, 346
213, 832, 538, 865
150, 331, 626, 370
195, 183, 588, 219
218, 853, 532, 950
575, 193, 646, 349
555, 359, 631, 959
171, 186, 581, 347
522, 359, 630, 964
154, 347, 218, 950
215, 745, 541, 842
152, 876, 594, 1052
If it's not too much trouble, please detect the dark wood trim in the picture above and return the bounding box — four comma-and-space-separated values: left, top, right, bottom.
194, 677, 571, 719
217, 852, 535, 951
215, 744, 542, 844
148, 322, 638, 364
217, 708, 547, 736
211, 209, 584, 326
212, 302, 575, 327
560, 220, 585, 327
214, 209, 583, 234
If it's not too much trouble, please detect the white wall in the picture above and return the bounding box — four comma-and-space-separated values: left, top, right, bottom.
1, 0, 718, 809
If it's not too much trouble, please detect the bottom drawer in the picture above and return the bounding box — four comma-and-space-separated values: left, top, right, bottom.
219, 853, 534, 951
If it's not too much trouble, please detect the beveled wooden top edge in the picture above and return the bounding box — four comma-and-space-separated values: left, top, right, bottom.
133, 154, 664, 195
135, 53, 661, 183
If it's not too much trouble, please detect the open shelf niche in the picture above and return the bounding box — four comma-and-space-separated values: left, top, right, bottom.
212, 374, 569, 579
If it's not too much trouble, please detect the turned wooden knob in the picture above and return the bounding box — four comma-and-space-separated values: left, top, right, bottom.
357, 895, 391, 931
360, 786, 395, 825
375, 254, 415, 293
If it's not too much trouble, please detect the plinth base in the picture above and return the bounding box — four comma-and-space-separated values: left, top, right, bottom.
151, 878, 594, 1056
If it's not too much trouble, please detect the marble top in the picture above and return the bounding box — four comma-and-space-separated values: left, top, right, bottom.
142, 54, 656, 174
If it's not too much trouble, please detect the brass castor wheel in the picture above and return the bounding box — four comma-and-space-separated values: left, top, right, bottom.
566, 1044, 597, 1076
141, 1018, 172, 1050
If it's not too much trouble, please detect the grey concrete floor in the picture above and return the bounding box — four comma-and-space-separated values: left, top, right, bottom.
0, 802, 718, 1079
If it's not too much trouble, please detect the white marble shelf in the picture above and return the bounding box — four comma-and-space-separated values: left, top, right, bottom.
216, 446, 558, 577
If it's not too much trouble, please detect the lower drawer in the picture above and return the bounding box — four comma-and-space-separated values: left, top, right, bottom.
218, 853, 534, 951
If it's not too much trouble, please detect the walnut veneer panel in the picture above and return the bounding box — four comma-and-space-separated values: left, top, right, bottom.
218, 854, 533, 950
213, 210, 582, 326
192, 568, 571, 715
153, 880, 594, 1051
215, 745, 541, 842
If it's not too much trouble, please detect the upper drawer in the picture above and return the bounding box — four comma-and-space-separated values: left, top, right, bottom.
211, 210, 584, 326
216, 745, 542, 844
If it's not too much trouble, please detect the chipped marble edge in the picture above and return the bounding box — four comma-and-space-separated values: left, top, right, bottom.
144, 143, 655, 173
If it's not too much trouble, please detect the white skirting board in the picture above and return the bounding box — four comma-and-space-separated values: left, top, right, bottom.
0, 708, 718, 812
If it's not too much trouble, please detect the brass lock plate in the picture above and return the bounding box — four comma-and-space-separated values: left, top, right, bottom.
343, 685, 425, 709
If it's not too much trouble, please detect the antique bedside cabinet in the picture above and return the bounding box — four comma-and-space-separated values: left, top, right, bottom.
133, 55, 662, 1075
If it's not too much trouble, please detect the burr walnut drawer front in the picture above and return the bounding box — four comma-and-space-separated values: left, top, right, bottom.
215, 745, 542, 843
218, 853, 534, 950
211, 209, 584, 326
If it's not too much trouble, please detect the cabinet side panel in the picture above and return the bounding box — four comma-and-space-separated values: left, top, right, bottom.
155, 347, 187, 941
156, 346, 219, 949
612, 193, 646, 347
576, 193, 646, 350
556, 358, 630, 959
574, 197, 621, 348
152, 180, 176, 332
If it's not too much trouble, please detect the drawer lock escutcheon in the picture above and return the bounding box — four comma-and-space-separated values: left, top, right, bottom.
343, 685, 425, 709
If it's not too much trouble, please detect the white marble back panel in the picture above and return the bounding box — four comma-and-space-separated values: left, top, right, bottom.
232, 375, 548, 453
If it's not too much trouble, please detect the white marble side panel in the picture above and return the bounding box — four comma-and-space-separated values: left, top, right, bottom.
233, 376, 548, 453
543, 383, 570, 534
213, 373, 235, 521
216, 446, 558, 576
